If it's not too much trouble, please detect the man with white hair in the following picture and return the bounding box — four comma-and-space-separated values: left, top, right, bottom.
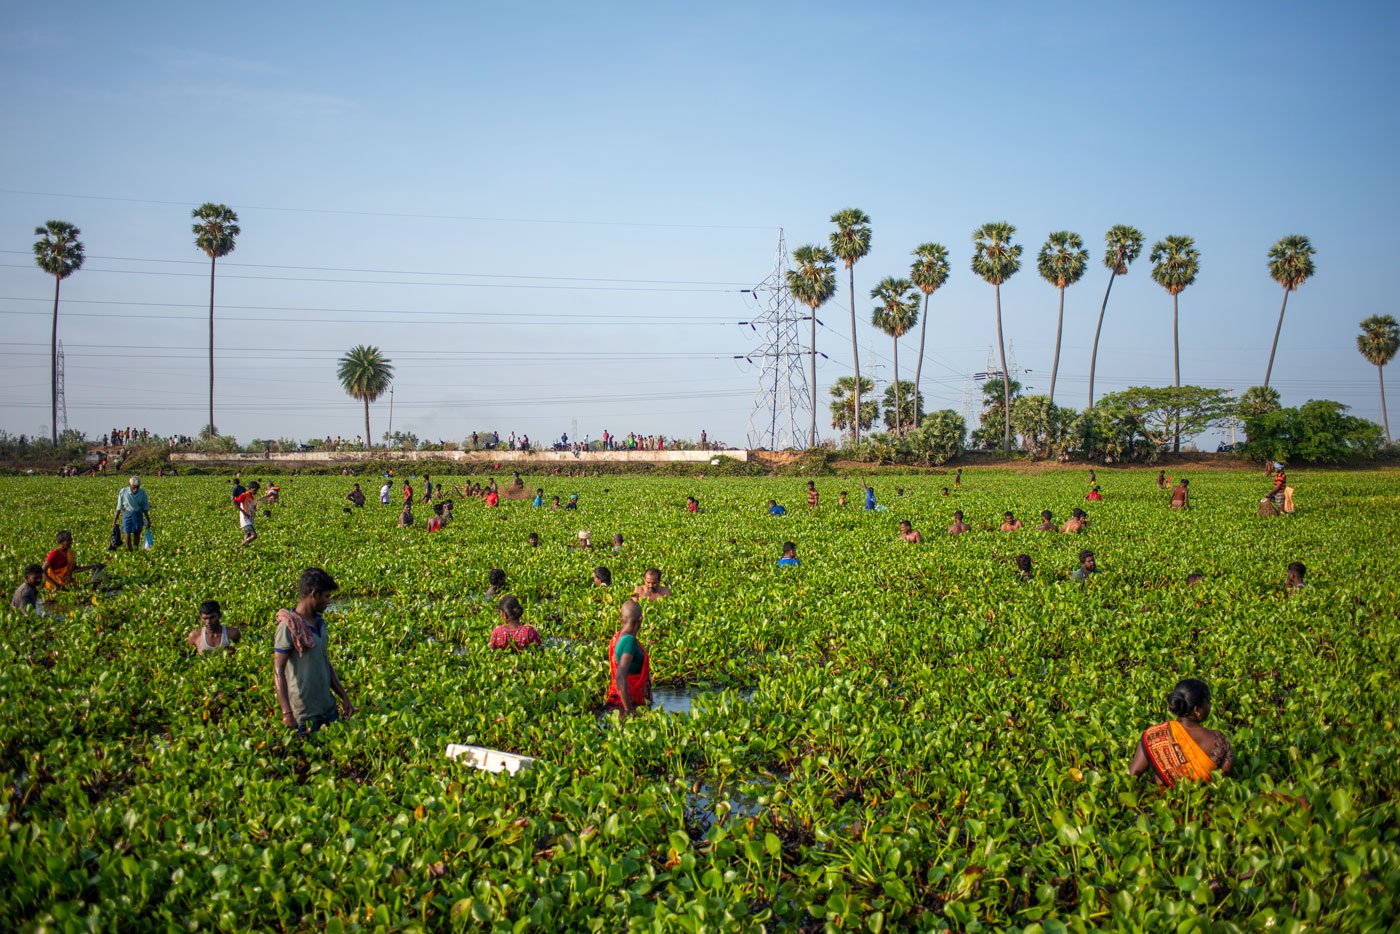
113, 476, 152, 552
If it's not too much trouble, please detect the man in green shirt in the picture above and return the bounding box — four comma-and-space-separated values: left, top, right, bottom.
273, 567, 354, 734
113, 476, 152, 552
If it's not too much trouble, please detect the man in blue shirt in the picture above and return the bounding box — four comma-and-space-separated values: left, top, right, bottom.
767, 500, 786, 516
776, 541, 800, 567
113, 476, 151, 552
864, 482, 877, 511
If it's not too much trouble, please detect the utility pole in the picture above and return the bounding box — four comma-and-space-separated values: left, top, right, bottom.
742, 229, 813, 449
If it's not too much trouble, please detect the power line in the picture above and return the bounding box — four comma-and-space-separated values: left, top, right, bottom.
0, 187, 777, 231
0, 249, 751, 286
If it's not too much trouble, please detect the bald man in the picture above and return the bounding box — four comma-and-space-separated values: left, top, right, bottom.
607, 600, 651, 720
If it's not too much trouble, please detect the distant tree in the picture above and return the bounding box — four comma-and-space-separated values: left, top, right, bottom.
1011, 394, 1077, 459
1357, 314, 1399, 443
33, 221, 84, 443
905, 409, 966, 465
829, 375, 877, 438
1097, 385, 1232, 460
870, 277, 920, 435
337, 345, 395, 448
192, 203, 241, 435
1242, 400, 1382, 464
1037, 231, 1089, 406
829, 209, 873, 443
1264, 234, 1317, 389
972, 376, 1021, 450
1149, 235, 1201, 452
1087, 225, 1144, 407
881, 380, 924, 432
786, 245, 838, 446
909, 242, 951, 429
971, 222, 1023, 453
1237, 385, 1283, 422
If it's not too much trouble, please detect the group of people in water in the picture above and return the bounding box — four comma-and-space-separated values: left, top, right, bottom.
11, 463, 1313, 786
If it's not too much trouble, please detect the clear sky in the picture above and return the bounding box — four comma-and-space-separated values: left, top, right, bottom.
2, 2, 1395, 449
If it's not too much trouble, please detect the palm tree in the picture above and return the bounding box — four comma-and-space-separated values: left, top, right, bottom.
909, 242, 950, 429
870, 278, 920, 435
1036, 231, 1088, 407
829, 375, 876, 437
1357, 314, 1399, 443
829, 209, 872, 443
1149, 234, 1201, 453
192, 203, 241, 435
1264, 234, 1317, 388
33, 221, 84, 443
1087, 225, 1144, 408
786, 245, 837, 446
971, 222, 1023, 453
337, 345, 395, 448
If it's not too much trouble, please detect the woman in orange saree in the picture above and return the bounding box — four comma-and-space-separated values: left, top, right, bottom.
1129, 679, 1234, 787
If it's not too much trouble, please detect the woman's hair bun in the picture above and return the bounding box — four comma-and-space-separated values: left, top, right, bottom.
1168, 678, 1211, 716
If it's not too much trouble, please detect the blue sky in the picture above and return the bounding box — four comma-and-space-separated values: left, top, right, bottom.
2, 2, 1395, 448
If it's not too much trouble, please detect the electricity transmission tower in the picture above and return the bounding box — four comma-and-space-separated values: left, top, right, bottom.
742, 230, 813, 449
55, 340, 68, 435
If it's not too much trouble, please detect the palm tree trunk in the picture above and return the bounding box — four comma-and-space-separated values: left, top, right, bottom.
892, 334, 901, 435
913, 293, 930, 430
1049, 285, 1065, 407
1088, 271, 1117, 407
1173, 291, 1181, 454
50, 275, 60, 444
364, 395, 372, 450
809, 306, 818, 447
1380, 364, 1392, 444
1264, 289, 1290, 389
208, 255, 217, 436
995, 283, 1011, 454
848, 265, 861, 444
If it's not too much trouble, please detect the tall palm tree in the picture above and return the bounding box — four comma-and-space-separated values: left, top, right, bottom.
33, 221, 84, 443
1149, 234, 1201, 453
1357, 314, 1399, 443
870, 277, 920, 435
786, 245, 837, 446
337, 345, 395, 448
971, 222, 1023, 453
1087, 225, 1144, 408
829, 209, 872, 443
1036, 231, 1088, 406
1264, 234, 1317, 389
909, 242, 950, 429
192, 203, 241, 435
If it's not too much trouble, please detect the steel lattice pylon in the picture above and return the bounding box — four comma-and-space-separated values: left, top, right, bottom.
55, 340, 67, 434
744, 230, 813, 450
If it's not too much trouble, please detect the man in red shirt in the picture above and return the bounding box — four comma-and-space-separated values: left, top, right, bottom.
484, 489, 500, 507
235, 482, 259, 546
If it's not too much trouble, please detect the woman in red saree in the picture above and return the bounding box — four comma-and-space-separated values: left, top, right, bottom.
606, 600, 651, 720
1130, 678, 1234, 787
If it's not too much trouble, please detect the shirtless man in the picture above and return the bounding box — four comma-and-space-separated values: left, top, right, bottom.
633, 568, 672, 601
1286, 561, 1306, 592
347, 484, 366, 508
1170, 478, 1190, 509
806, 480, 819, 509
1000, 511, 1023, 531
1036, 510, 1056, 532
186, 600, 242, 654
1015, 554, 1033, 581
1062, 508, 1089, 533
947, 510, 970, 535
898, 520, 923, 543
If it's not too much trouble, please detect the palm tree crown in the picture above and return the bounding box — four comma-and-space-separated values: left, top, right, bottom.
1268, 234, 1316, 292
1037, 231, 1088, 289
338, 345, 395, 448
971, 221, 1022, 285
34, 221, 85, 279
34, 220, 84, 443
1149, 235, 1200, 295
788, 244, 838, 447
870, 277, 919, 338
1103, 225, 1145, 275
909, 243, 950, 430
193, 203, 240, 259
1357, 314, 1399, 444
